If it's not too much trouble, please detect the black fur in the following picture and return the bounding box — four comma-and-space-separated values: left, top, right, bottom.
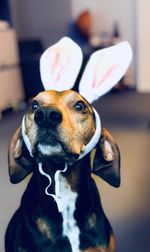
5, 155, 113, 251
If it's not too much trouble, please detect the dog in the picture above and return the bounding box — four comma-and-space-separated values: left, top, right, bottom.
5, 37, 132, 252
5, 89, 120, 252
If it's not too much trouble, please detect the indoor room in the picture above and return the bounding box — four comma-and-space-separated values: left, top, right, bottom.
0, 0, 150, 251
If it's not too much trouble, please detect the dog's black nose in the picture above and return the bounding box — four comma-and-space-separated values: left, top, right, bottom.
34, 107, 62, 128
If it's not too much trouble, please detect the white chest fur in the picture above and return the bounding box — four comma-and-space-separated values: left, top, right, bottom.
57, 174, 80, 252
38, 164, 80, 252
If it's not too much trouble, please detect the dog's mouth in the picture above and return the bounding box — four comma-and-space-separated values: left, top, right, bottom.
33, 133, 80, 163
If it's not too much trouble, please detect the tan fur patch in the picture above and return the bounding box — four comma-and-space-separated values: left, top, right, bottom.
88, 213, 97, 229
36, 218, 52, 240
83, 248, 103, 252
25, 113, 38, 148
107, 235, 116, 252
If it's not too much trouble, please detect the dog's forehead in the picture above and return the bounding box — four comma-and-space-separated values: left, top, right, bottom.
34, 90, 92, 110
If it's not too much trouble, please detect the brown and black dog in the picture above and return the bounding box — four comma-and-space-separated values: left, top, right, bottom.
5, 89, 120, 252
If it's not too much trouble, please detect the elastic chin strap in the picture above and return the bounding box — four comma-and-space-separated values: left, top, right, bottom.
22, 109, 101, 212
38, 162, 68, 212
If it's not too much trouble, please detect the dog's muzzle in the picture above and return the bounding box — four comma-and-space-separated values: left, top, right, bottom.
21, 108, 101, 161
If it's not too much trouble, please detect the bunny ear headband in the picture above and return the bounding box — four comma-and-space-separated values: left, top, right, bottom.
40, 36, 132, 103
23, 37, 132, 161
39, 36, 132, 157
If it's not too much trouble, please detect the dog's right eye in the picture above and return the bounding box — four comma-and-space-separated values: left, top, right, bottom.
31, 101, 39, 111
74, 101, 87, 112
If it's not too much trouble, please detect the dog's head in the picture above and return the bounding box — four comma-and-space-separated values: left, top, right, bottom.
8, 37, 132, 187
8, 93, 120, 187
22, 89, 96, 162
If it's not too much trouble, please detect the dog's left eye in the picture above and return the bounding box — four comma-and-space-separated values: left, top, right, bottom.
31, 101, 39, 111
74, 101, 87, 112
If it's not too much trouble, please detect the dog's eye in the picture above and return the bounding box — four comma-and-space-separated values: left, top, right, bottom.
74, 101, 87, 112
31, 101, 39, 111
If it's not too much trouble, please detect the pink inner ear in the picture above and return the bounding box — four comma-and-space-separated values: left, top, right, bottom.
49, 50, 64, 82
92, 64, 119, 88
98, 64, 119, 87
51, 51, 61, 72
92, 72, 97, 88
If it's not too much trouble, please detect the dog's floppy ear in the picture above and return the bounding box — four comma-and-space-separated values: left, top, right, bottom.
8, 127, 34, 184
92, 128, 120, 187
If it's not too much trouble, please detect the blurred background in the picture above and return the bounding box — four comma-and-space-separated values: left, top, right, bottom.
0, 0, 150, 251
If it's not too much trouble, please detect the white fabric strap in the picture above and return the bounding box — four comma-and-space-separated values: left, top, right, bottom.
54, 164, 68, 196
38, 162, 68, 212
78, 108, 101, 160
38, 162, 52, 196
21, 116, 33, 157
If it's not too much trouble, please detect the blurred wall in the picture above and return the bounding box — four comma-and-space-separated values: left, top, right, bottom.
9, 0, 138, 86
71, 0, 136, 44
71, 0, 136, 85
136, 0, 150, 92
10, 0, 71, 47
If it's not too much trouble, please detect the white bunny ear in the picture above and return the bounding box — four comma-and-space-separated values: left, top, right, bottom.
79, 41, 132, 103
40, 37, 83, 91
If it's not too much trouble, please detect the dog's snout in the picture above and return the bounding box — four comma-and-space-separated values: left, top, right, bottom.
34, 107, 62, 128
